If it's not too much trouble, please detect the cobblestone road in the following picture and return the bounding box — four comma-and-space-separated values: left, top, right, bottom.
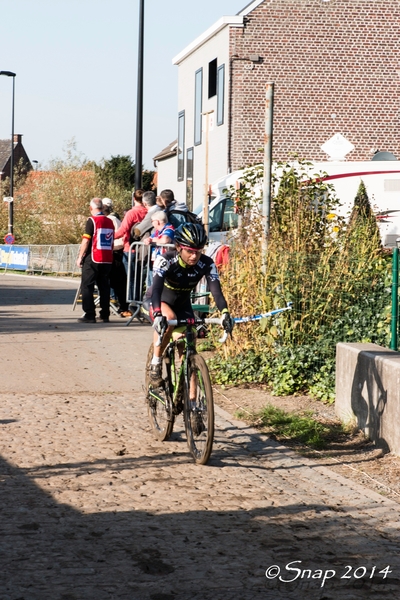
0, 274, 399, 600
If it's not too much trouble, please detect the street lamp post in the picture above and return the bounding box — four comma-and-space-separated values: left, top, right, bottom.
0, 70, 16, 234
134, 0, 144, 192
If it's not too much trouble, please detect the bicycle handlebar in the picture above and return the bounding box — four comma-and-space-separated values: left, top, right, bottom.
154, 303, 292, 346
233, 302, 293, 324
155, 316, 227, 346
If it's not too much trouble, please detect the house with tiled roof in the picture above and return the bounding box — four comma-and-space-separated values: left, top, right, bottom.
0, 134, 32, 181
154, 0, 400, 209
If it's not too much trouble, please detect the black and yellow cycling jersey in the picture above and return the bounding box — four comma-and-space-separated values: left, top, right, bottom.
148, 250, 228, 319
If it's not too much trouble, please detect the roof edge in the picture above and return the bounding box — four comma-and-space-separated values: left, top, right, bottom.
172, 15, 244, 65
153, 140, 178, 163
238, 0, 265, 17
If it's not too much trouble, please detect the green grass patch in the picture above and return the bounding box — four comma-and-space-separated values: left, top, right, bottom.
239, 403, 345, 449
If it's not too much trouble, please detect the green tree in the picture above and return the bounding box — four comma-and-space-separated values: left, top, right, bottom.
94, 156, 155, 191
94, 155, 136, 191
351, 180, 374, 219
142, 169, 156, 193
347, 180, 381, 248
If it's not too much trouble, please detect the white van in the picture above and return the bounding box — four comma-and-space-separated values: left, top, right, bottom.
195, 170, 244, 244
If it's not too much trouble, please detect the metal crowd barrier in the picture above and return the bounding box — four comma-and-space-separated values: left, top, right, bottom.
1, 242, 212, 325
125, 241, 174, 326
0, 244, 81, 276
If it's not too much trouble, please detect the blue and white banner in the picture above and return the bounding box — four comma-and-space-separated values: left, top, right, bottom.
0, 245, 29, 270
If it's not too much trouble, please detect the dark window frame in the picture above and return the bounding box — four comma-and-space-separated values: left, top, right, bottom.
194, 68, 203, 146
217, 63, 225, 126
186, 147, 194, 210
177, 110, 185, 182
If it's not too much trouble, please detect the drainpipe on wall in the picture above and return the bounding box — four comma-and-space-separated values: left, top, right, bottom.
262, 82, 274, 269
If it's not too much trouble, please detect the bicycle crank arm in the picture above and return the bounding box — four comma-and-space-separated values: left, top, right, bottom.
148, 389, 166, 404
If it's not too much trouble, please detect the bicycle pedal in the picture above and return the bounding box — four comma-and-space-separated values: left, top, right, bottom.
173, 400, 184, 416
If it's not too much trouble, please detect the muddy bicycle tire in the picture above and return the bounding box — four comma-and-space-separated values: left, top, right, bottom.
184, 354, 214, 465
145, 344, 174, 441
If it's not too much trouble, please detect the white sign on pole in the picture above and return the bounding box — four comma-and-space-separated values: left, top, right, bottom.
3, 196, 13, 203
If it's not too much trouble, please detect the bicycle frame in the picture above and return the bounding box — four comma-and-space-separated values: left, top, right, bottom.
159, 317, 225, 411
147, 309, 292, 463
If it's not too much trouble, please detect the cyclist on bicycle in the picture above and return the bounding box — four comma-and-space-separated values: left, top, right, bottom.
144, 222, 234, 386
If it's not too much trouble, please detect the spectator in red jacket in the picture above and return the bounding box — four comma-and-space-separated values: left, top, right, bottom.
114, 189, 147, 303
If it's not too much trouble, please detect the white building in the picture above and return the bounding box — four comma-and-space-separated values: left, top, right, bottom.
153, 4, 260, 210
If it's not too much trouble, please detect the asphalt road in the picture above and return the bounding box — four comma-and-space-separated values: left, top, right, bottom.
0, 273, 399, 600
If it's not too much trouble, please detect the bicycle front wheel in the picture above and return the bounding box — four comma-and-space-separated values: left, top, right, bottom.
184, 354, 214, 465
145, 344, 174, 441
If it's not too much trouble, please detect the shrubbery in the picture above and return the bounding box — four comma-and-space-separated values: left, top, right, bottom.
208, 161, 392, 402
0, 141, 155, 244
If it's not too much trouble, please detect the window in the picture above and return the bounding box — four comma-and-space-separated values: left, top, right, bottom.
208, 198, 239, 233
194, 68, 203, 145
222, 199, 239, 230
186, 147, 194, 210
217, 64, 225, 126
177, 110, 185, 181
209, 201, 225, 232
208, 58, 217, 98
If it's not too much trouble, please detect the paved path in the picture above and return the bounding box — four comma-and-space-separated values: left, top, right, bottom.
0, 274, 399, 600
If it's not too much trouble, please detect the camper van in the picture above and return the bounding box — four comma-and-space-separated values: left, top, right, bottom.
197, 160, 400, 247
311, 160, 400, 248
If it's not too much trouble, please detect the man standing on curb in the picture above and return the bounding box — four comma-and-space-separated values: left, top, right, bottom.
101, 197, 131, 317
76, 198, 114, 323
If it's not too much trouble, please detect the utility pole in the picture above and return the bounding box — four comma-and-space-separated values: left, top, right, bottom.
262, 82, 274, 269
203, 110, 214, 236
0, 71, 16, 234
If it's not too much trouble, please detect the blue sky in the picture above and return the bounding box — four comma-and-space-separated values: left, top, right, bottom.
0, 0, 246, 170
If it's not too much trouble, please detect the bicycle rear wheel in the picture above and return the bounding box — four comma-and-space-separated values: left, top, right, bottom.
184, 354, 214, 465
145, 344, 175, 441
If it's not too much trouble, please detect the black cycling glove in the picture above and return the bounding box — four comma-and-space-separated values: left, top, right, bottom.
222, 311, 234, 334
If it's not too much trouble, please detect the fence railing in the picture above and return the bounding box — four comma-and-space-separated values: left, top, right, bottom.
125, 241, 174, 322
0, 244, 81, 276
124, 241, 210, 326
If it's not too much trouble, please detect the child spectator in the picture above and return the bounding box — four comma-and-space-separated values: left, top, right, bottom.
144, 211, 174, 286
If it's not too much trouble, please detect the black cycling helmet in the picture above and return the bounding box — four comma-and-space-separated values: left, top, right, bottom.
174, 223, 208, 249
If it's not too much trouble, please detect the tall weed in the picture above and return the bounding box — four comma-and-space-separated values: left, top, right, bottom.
209, 161, 391, 401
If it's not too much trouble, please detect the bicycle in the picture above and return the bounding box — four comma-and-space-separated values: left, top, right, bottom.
145, 316, 228, 465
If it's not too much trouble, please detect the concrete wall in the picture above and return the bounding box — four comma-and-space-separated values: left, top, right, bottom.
335, 342, 400, 455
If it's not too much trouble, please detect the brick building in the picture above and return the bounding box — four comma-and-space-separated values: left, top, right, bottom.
155, 0, 400, 207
